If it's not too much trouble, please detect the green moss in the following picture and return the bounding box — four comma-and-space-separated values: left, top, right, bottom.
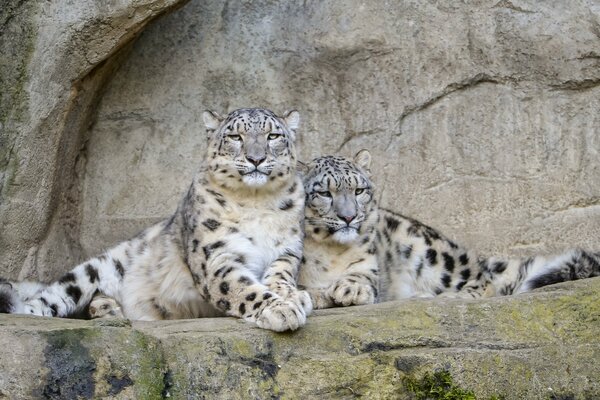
128, 330, 167, 399
401, 369, 512, 400
230, 337, 257, 358
402, 370, 477, 400
489, 288, 600, 344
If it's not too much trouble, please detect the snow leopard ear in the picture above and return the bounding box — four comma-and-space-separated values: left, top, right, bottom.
282, 110, 300, 137
203, 110, 223, 132
354, 149, 372, 173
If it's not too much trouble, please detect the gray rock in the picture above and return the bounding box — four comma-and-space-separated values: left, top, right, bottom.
5, 0, 598, 279
0, 0, 187, 280
2, 0, 600, 280
0, 278, 598, 399
1, 1, 599, 396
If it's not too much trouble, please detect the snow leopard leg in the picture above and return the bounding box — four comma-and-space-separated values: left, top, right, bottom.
299, 286, 336, 309
21, 240, 134, 317
199, 250, 307, 332
262, 249, 312, 315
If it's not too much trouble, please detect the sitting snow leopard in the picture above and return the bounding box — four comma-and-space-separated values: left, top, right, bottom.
298, 150, 600, 308
9, 108, 311, 331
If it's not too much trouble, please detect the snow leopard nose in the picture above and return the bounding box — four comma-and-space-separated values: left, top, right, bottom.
246, 155, 266, 167
338, 213, 356, 224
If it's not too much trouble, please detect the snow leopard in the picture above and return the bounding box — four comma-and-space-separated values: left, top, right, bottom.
8, 108, 311, 331
298, 150, 600, 308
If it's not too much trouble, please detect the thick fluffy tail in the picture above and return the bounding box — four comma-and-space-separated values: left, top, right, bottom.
518, 249, 600, 293
0, 279, 46, 314
481, 249, 600, 296
0, 281, 21, 313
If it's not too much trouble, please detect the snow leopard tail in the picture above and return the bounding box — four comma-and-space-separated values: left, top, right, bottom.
480, 249, 600, 296
0, 279, 46, 314
0, 279, 21, 314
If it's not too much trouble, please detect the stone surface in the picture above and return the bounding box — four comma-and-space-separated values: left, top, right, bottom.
82, 0, 600, 265
0, 0, 188, 281
1, 0, 599, 279
2, 2, 599, 397
0, 278, 598, 399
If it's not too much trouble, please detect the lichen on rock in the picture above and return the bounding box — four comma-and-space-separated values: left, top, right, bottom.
2, 279, 597, 399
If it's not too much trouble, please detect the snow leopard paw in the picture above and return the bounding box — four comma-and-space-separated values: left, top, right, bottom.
89, 295, 124, 319
328, 278, 375, 307
269, 281, 313, 315
254, 297, 307, 332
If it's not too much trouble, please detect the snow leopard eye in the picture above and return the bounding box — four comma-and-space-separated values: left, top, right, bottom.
355, 188, 365, 195
267, 133, 282, 140
316, 190, 332, 198
227, 134, 242, 142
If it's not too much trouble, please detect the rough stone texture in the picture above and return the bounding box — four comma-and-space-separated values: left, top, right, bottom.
0, 0, 188, 281
2, 1, 599, 397
1, 0, 599, 279
79, 0, 600, 265
0, 278, 598, 399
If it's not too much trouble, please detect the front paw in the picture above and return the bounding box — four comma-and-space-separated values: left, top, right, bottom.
254, 298, 307, 332
327, 279, 375, 307
269, 282, 313, 315
306, 288, 335, 309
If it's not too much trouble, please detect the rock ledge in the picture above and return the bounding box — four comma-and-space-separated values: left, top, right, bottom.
1, 278, 598, 399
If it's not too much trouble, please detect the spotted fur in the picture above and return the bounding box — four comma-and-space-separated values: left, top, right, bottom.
12, 108, 311, 332
0, 279, 45, 314
1, 280, 124, 319
299, 150, 600, 307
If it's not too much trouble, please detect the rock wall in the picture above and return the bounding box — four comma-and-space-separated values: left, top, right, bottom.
0, 278, 598, 399
1, 2, 599, 398
0, 0, 188, 280
78, 0, 600, 265
3, 0, 597, 279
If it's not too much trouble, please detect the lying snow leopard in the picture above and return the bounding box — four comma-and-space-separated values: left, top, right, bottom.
298, 150, 600, 308
10, 108, 311, 331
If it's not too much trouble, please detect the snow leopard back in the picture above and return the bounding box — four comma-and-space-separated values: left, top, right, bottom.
374, 208, 486, 300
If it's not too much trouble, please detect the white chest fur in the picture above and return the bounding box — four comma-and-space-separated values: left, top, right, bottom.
223, 206, 301, 281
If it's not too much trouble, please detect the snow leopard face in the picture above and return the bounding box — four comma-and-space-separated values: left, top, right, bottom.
303, 150, 377, 244
203, 108, 300, 190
